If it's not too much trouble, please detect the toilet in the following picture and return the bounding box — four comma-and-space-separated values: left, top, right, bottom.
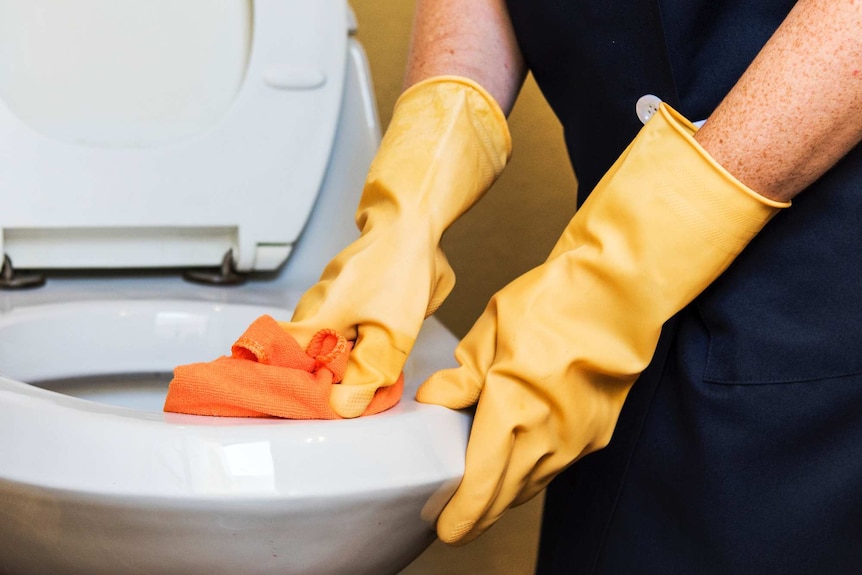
0, 2, 470, 574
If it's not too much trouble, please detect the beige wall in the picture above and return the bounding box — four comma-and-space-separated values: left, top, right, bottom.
351, 0, 578, 338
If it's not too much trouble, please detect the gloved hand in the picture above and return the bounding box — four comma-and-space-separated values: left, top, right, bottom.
416, 103, 790, 544
281, 76, 511, 418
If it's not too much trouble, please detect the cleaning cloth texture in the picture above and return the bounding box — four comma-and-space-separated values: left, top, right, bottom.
163, 314, 403, 419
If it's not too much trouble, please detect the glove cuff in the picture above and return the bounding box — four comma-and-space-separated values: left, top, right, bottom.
395, 75, 513, 173
659, 104, 790, 209
357, 76, 512, 234
653, 103, 790, 257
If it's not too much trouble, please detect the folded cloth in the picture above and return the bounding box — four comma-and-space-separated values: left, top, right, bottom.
163, 314, 403, 419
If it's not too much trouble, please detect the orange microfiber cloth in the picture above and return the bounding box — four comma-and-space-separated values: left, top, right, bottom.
163, 314, 403, 419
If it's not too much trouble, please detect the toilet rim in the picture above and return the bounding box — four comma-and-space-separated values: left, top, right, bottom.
0, 299, 470, 500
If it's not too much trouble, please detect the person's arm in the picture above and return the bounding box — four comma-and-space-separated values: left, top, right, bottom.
696, 0, 862, 203
405, 0, 527, 114
280, 1, 522, 417
415, 0, 862, 546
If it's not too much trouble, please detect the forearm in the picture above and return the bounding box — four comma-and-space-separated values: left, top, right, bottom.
405, 0, 527, 114
695, 0, 862, 203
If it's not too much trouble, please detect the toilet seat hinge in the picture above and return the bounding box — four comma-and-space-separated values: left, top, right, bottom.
0, 254, 46, 289
183, 249, 247, 286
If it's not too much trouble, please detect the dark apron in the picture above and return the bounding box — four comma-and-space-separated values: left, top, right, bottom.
504, 1, 862, 572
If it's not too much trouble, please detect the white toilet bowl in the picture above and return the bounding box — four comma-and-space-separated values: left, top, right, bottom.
0, 1, 472, 572
0, 299, 469, 574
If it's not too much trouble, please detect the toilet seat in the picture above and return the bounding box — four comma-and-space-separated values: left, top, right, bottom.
0, 299, 469, 498
0, 302, 468, 575
0, 0, 349, 272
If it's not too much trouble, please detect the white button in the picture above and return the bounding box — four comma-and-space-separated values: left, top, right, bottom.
636, 94, 662, 125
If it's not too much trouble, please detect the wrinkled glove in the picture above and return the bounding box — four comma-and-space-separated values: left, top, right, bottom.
416, 103, 790, 544
282, 76, 511, 417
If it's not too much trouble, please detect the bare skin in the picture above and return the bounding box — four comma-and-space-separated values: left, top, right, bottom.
405, 0, 526, 114
697, 0, 862, 202
406, 0, 862, 203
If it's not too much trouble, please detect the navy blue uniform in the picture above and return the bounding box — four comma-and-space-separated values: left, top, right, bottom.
503, 1, 862, 572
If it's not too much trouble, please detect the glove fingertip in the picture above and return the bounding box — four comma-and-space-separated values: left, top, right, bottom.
437, 518, 475, 546
329, 384, 377, 418
415, 368, 481, 409
435, 499, 478, 546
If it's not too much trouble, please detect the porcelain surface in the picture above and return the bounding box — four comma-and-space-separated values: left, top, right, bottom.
0, 297, 470, 574
0, 5, 471, 571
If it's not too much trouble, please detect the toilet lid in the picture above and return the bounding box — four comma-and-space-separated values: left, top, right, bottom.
0, 0, 349, 272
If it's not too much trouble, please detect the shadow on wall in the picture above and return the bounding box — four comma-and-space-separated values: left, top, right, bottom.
351, 0, 578, 338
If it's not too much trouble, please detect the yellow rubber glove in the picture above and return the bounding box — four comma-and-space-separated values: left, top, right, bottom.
282, 76, 511, 418
416, 103, 790, 544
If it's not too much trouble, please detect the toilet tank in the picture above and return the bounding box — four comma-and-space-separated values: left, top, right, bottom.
0, 0, 363, 274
